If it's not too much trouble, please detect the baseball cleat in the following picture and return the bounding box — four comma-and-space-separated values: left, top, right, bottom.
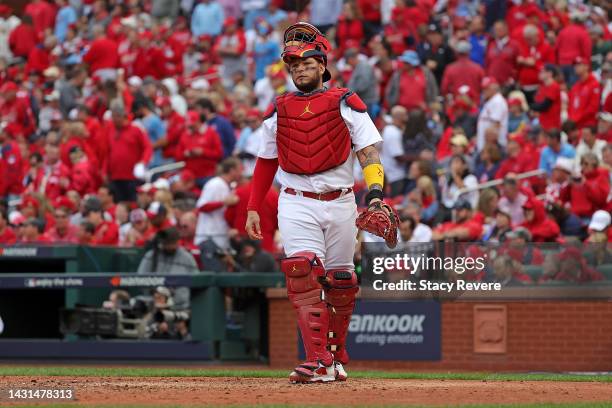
334, 362, 347, 381
289, 363, 336, 383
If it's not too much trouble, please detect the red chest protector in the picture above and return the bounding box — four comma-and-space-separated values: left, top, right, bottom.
270, 87, 366, 175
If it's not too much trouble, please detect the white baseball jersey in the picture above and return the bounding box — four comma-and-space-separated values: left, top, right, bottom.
195, 176, 231, 248
258, 100, 382, 192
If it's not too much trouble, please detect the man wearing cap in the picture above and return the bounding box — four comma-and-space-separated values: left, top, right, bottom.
431, 200, 483, 241
417, 23, 455, 84
386, 50, 438, 112
476, 76, 508, 152
586, 210, 612, 243
85, 197, 119, 245
559, 153, 610, 219
569, 57, 601, 128
45, 199, 79, 243
516, 24, 554, 102
531, 64, 562, 131
245, 22, 392, 383
441, 40, 484, 99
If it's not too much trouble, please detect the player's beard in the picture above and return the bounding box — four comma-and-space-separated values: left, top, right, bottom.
294, 72, 322, 93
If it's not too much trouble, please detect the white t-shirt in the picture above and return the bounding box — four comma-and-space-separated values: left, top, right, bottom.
477, 92, 508, 151
440, 174, 479, 209
195, 176, 231, 248
380, 124, 405, 183
362, 222, 432, 244
258, 97, 383, 192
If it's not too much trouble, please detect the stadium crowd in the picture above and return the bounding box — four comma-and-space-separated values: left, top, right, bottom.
0, 0, 610, 282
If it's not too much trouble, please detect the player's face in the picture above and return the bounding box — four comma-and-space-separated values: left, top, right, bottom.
288, 57, 324, 93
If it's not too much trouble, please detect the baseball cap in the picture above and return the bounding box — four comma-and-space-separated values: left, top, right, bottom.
0, 81, 18, 93
507, 97, 522, 108
147, 201, 167, 219
54, 196, 76, 212
553, 157, 575, 174
180, 169, 195, 183
450, 134, 469, 147
398, 50, 420, 67
481, 76, 498, 88
8, 211, 25, 226
588, 210, 611, 232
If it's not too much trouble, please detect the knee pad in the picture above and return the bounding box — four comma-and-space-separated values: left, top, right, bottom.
324, 269, 359, 365
281, 251, 333, 366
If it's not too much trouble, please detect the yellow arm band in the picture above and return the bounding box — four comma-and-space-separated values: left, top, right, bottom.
363, 164, 384, 189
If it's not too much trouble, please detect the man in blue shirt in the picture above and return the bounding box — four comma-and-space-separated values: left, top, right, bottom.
196, 98, 235, 158
539, 128, 576, 175
191, 0, 224, 37
135, 99, 169, 169
54, 0, 77, 42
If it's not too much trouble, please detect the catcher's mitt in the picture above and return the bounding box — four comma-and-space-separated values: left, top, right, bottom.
356, 200, 399, 248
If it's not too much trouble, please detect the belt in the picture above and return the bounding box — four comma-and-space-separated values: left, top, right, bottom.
283, 187, 352, 201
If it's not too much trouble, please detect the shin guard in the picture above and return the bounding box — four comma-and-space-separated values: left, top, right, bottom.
324, 269, 358, 365
281, 251, 333, 367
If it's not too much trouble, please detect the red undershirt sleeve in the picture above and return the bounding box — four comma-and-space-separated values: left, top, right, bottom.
247, 157, 279, 212
199, 202, 224, 212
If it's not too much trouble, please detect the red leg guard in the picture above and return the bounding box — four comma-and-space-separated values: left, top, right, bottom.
324, 269, 358, 365
281, 252, 333, 367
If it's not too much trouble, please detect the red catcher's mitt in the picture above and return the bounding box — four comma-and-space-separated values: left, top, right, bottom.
356, 201, 399, 248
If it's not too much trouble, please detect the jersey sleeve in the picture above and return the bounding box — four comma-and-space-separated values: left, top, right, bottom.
256, 112, 278, 159
340, 100, 382, 152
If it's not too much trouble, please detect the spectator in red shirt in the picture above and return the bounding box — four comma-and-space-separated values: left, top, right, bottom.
357, 0, 381, 40
568, 57, 601, 128
8, 15, 38, 59
45, 200, 79, 243
104, 102, 153, 203
214, 17, 247, 87
556, 12, 592, 86
0, 207, 16, 244
157, 97, 185, 161
520, 197, 560, 242
516, 24, 554, 102
0, 82, 35, 138
431, 200, 484, 241
21, 218, 51, 244
560, 153, 610, 219
485, 21, 520, 86
85, 197, 119, 246
531, 64, 562, 130
386, 50, 438, 112
82, 24, 119, 80
24, 0, 56, 38
69, 145, 97, 196
441, 41, 484, 99
124, 208, 154, 247
31, 134, 71, 202
336, 2, 365, 56
177, 111, 223, 182
26, 36, 57, 75
132, 31, 168, 80
540, 246, 603, 283
0, 124, 24, 199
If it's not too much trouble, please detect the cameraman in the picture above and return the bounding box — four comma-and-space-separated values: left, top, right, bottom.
147, 286, 190, 340
137, 227, 198, 309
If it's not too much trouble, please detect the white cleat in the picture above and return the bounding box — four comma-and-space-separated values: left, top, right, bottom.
289, 363, 337, 384
334, 362, 347, 381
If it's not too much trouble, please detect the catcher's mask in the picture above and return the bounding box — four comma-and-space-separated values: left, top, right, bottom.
282, 22, 332, 82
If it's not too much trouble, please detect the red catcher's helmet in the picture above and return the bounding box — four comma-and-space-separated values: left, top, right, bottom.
282, 22, 332, 82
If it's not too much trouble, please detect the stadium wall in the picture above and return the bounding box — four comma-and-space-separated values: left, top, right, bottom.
267, 289, 612, 371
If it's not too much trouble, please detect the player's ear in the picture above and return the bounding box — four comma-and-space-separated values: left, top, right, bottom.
319, 63, 325, 76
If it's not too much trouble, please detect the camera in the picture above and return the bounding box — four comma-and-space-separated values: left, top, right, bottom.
153, 310, 190, 324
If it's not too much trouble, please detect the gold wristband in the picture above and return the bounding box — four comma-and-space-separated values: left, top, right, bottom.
363, 164, 384, 189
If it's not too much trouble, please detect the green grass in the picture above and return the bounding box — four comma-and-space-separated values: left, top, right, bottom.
0, 366, 611, 383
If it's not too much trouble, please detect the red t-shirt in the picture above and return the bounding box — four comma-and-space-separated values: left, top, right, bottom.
534, 81, 561, 130
177, 127, 223, 178
83, 37, 119, 72
0, 226, 16, 244
398, 67, 426, 111
93, 220, 119, 245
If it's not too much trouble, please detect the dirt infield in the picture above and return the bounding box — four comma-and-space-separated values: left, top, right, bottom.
2, 375, 612, 406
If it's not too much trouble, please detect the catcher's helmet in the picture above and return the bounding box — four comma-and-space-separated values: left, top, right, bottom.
281, 22, 332, 82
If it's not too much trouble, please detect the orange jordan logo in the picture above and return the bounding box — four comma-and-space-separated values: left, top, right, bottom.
291, 265, 298, 273
299, 101, 315, 117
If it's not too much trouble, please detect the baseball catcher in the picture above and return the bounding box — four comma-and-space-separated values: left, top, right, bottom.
245, 22, 397, 383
